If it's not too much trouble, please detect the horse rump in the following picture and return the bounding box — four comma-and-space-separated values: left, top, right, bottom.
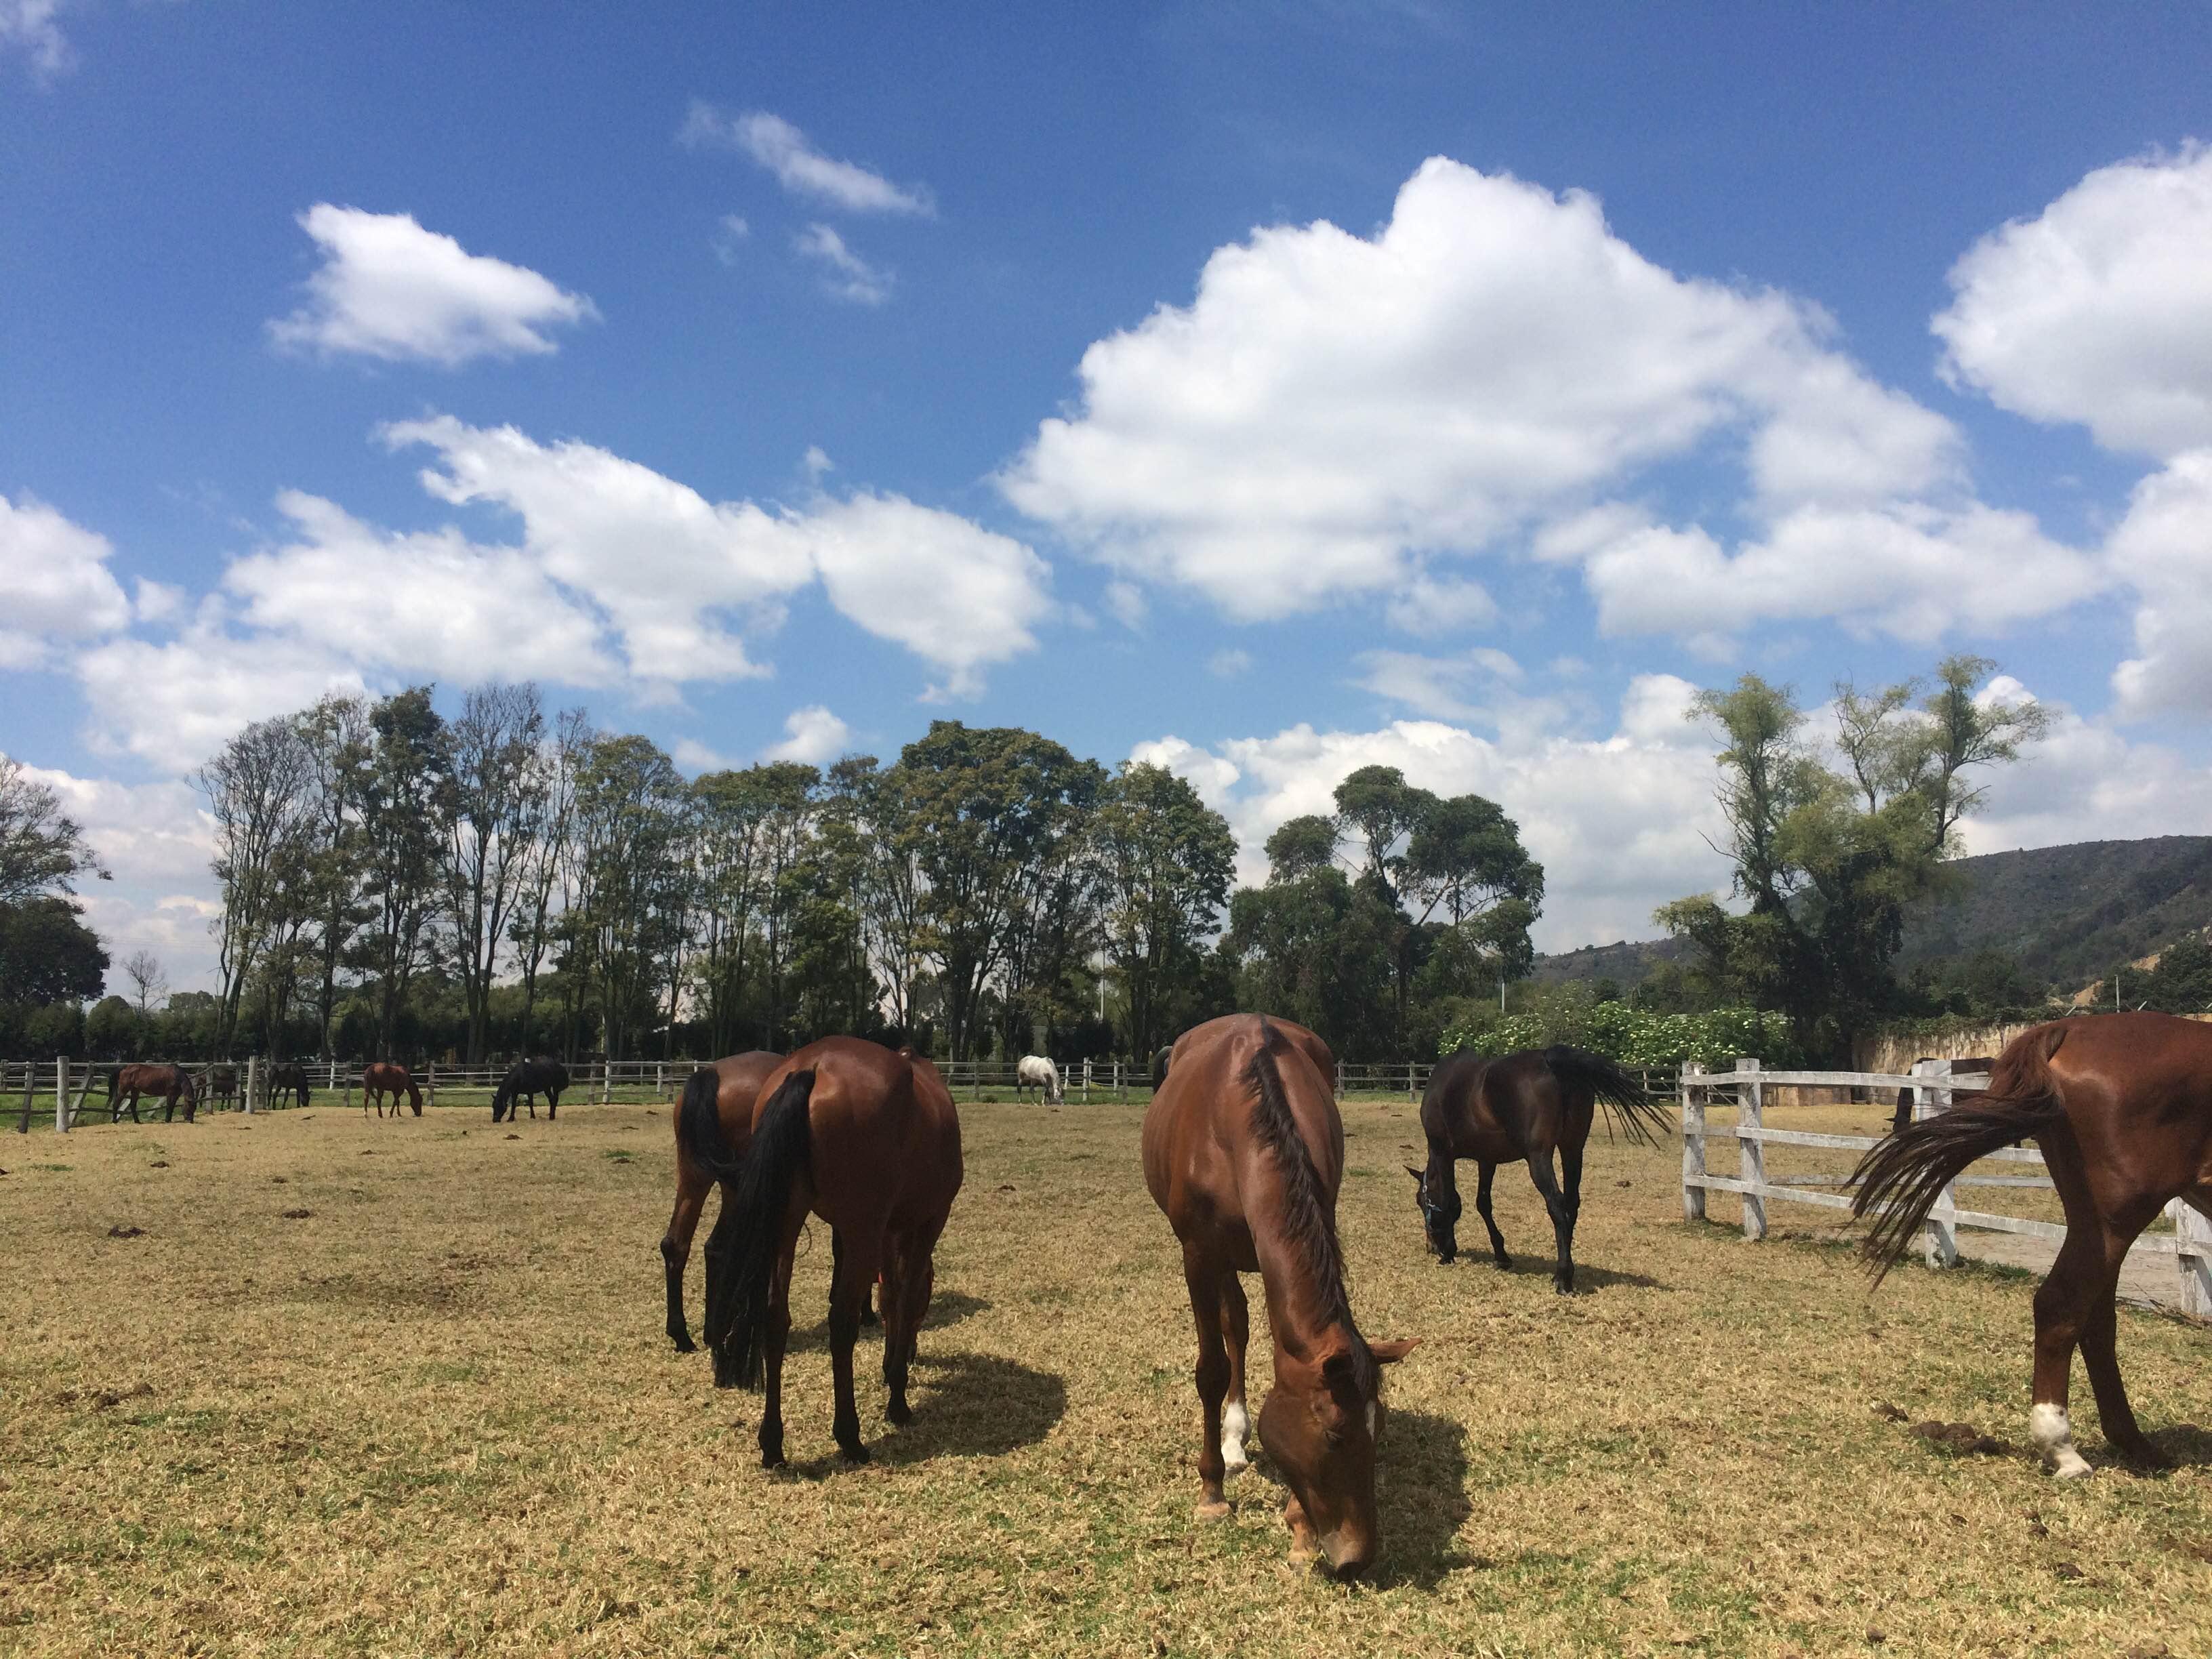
1542, 1046, 1671, 1146
1851, 1025, 2068, 1280
704, 1069, 817, 1390
676, 1067, 742, 1181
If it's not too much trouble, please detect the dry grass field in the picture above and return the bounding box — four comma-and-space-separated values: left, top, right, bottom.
3, 1090, 2209, 1658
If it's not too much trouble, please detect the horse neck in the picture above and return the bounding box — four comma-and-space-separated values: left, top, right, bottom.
1242, 1145, 1356, 1366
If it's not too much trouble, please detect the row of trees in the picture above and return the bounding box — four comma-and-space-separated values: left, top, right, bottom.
167, 687, 1549, 1066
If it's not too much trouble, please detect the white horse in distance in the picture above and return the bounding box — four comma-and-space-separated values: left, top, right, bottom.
1016, 1054, 1063, 1104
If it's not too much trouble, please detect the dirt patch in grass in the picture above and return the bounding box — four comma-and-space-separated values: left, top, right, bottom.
1, 1097, 2208, 1654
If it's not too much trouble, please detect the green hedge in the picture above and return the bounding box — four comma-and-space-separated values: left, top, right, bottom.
1441, 1001, 1799, 1071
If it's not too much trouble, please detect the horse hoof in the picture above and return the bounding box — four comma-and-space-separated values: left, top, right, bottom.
2116, 1440, 2171, 1471
672, 1335, 696, 1355
886, 1399, 912, 1426
760, 1449, 786, 1471
837, 1440, 870, 1465
1492, 1256, 1511, 1271
1553, 1280, 1574, 1296
1197, 1498, 1231, 1521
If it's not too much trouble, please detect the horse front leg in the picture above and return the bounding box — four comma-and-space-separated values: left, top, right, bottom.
1181, 1244, 1232, 1518
2029, 1228, 2106, 1477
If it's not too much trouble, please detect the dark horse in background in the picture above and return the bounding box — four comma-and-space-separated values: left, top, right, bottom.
109, 1063, 199, 1123
492, 1056, 571, 1123
1145, 1014, 1418, 1577
704, 1038, 963, 1467
1890, 1055, 1994, 1134
266, 1063, 312, 1109
1410, 1046, 1671, 1293
1855, 1012, 2212, 1478
662, 1050, 782, 1351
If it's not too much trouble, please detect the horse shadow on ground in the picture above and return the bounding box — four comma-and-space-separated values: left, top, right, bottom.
1443, 1256, 1666, 1294
2139, 1422, 2212, 1473
1373, 1408, 1475, 1587
773, 1351, 1067, 1477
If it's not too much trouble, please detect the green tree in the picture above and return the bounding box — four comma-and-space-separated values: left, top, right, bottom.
570, 734, 687, 1060
1223, 836, 1397, 1061
440, 682, 547, 1063
0, 895, 108, 1006
1660, 660, 2045, 1062
1094, 761, 1237, 1058
0, 754, 108, 903
354, 689, 451, 1060
2142, 935, 2212, 1014
197, 714, 316, 1052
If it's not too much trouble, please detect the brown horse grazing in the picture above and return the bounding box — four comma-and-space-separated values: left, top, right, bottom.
110, 1063, 198, 1123
1143, 1014, 1418, 1578
662, 1050, 783, 1352
1853, 1012, 2212, 1478
1890, 1056, 1993, 1135
361, 1061, 422, 1118
266, 1063, 312, 1109
1410, 1046, 1669, 1293
703, 1038, 963, 1467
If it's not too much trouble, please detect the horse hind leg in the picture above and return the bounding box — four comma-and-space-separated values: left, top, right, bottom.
2078, 1217, 2167, 1467
827, 1228, 882, 1463
1526, 1149, 1576, 1294
1218, 1271, 1251, 1476
662, 1164, 712, 1352
1181, 1245, 1233, 1518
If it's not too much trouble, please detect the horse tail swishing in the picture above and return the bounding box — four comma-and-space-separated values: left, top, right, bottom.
677, 1067, 743, 1179
1540, 1046, 1671, 1145
705, 1069, 818, 1391
662, 1050, 782, 1353
1852, 1027, 2067, 1281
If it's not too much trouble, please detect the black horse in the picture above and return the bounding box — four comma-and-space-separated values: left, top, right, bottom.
267, 1062, 312, 1109
1408, 1046, 1670, 1293
493, 1057, 571, 1122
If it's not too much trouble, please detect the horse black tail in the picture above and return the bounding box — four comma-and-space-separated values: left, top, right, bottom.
1543, 1046, 1671, 1147
676, 1067, 742, 1181
705, 1069, 815, 1390
1851, 1024, 2068, 1283
1151, 1044, 1174, 1091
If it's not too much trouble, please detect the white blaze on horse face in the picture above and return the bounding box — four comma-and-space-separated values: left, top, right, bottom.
2030, 1402, 2092, 1478
1221, 1400, 1250, 1473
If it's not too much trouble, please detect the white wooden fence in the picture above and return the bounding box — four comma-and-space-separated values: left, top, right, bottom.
1680, 1057, 2212, 1317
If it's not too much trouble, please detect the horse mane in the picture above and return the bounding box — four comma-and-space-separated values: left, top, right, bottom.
1244, 1020, 1372, 1393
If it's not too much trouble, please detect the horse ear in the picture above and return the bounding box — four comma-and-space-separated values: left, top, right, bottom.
1404, 1164, 1425, 1185
1367, 1338, 1420, 1366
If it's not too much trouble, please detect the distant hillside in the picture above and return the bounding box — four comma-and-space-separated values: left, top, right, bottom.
1533, 836, 2212, 994
1895, 836, 2212, 990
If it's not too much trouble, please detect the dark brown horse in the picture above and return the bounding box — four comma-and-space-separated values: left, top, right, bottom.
492, 1056, 570, 1122
1144, 1014, 1418, 1578
1410, 1046, 1668, 1293
1853, 1012, 2212, 1477
1890, 1055, 1993, 1134
662, 1050, 782, 1351
703, 1038, 963, 1467
266, 1063, 312, 1109
203, 1064, 241, 1111
361, 1061, 422, 1118
110, 1063, 198, 1123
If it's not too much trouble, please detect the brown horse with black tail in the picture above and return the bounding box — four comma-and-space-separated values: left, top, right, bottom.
361, 1061, 422, 1118
110, 1063, 198, 1123
1144, 1014, 1418, 1578
662, 1050, 781, 1351
1853, 1012, 2212, 1477
1410, 1045, 1669, 1293
703, 1038, 962, 1467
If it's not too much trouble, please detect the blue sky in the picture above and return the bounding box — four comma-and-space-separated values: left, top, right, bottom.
5, 2, 2211, 989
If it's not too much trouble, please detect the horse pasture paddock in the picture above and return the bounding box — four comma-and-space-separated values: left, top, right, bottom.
3, 1093, 2209, 1654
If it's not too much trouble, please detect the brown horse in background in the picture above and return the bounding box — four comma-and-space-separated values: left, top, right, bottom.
1144, 1014, 1418, 1577
361, 1061, 422, 1118
203, 1065, 241, 1111
110, 1063, 198, 1123
662, 1050, 782, 1352
704, 1038, 963, 1467
1410, 1046, 1670, 1293
1854, 1012, 2212, 1477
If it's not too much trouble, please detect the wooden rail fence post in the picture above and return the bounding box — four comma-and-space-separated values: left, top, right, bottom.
1736, 1057, 1765, 1242
1681, 1063, 1706, 1221
56, 1056, 70, 1133
2171, 1198, 2212, 1319
18, 1063, 34, 1134
1913, 1058, 1960, 1267
245, 1054, 259, 1115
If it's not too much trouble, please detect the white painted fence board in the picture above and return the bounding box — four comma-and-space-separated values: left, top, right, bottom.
1687, 1069, 1991, 1092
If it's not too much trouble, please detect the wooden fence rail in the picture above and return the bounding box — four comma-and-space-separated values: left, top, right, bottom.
1681, 1057, 2212, 1317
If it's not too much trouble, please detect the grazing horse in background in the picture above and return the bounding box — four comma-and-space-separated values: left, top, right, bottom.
1016, 1054, 1063, 1104
1890, 1056, 1994, 1135
266, 1063, 311, 1109
1854, 1012, 2212, 1478
704, 1038, 963, 1467
202, 1065, 241, 1112
662, 1050, 782, 1352
361, 1061, 422, 1118
110, 1063, 198, 1123
1410, 1046, 1670, 1294
1144, 1014, 1418, 1578
492, 1056, 571, 1122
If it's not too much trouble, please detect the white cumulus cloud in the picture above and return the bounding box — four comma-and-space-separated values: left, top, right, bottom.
681, 104, 935, 216
794, 223, 893, 305
1002, 157, 1967, 628
75, 622, 369, 771
1, 0, 68, 79
0, 493, 131, 667
763, 706, 852, 766
2105, 447, 2212, 718
1934, 147, 2212, 459
270, 205, 598, 366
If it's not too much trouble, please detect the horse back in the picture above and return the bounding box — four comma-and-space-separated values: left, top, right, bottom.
710, 1050, 783, 1159
759, 1038, 944, 1233
1423, 1048, 1557, 1162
